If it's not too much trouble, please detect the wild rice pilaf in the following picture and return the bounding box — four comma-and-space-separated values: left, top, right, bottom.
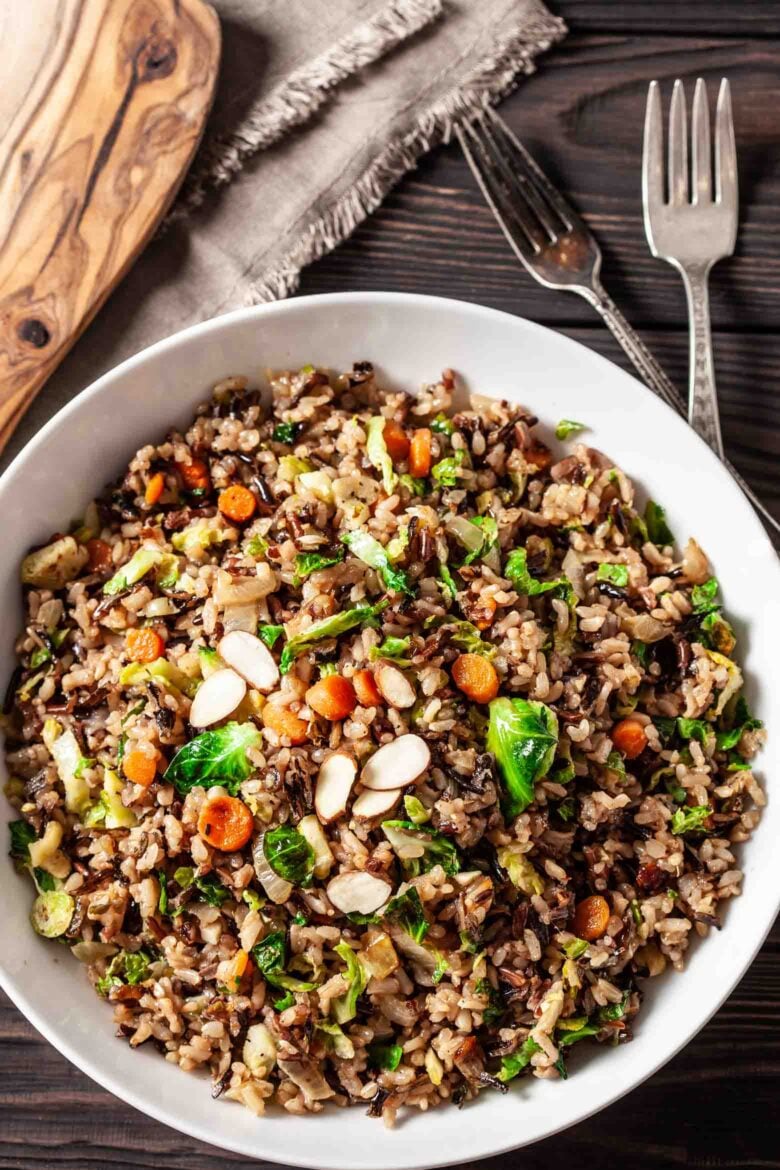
4, 365, 765, 1123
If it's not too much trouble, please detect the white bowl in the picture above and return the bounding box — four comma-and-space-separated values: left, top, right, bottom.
1, 293, 777, 1169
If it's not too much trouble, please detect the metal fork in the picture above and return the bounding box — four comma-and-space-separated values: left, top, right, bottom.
643, 78, 735, 458
456, 108, 779, 536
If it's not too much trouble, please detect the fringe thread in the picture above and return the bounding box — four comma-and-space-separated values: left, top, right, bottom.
172, 0, 444, 218
246, 10, 567, 302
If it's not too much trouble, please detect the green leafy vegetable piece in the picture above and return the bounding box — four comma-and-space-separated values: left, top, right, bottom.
157, 871, 169, 915
430, 413, 454, 435
251, 931, 317, 994
193, 873, 231, 907
242, 888, 264, 912
293, 550, 344, 586
461, 516, 498, 566
444, 619, 495, 658
644, 500, 674, 547
103, 546, 161, 596
691, 577, 720, 614
9, 820, 36, 861
498, 1036, 541, 1082
399, 473, 426, 497
274, 992, 295, 1011
164, 722, 261, 795
557, 796, 576, 822
555, 419, 586, 440
475, 977, 505, 1026
383, 887, 429, 943
630, 900, 643, 927
504, 547, 575, 605
31, 890, 74, 938
96, 949, 152, 993
342, 529, 413, 595
332, 941, 367, 1024
246, 533, 269, 558
381, 820, 460, 877
632, 640, 650, 668
699, 610, 736, 655
272, 422, 303, 444
676, 717, 711, 745
368, 1042, 404, 1070
29, 645, 51, 669
430, 449, 465, 487
606, 750, 627, 781
258, 624, 284, 650
438, 562, 459, 601
431, 951, 449, 984
264, 824, 315, 887
597, 563, 629, 587
316, 1020, 355, 1059
487, 697, 559, 818
670, 804, 711, 835
562, 937, 588, 959
716, 696, 762, 751
598, 992, 630, 1022
280, 600, 387, 673
366, 416, 396, 494
557, 1019, 600, 1047
403, 795, 431, 824
33, 868, 55, 892
459, 929, 479, 954
173, 866, 195, 889
368, 634, 411, 665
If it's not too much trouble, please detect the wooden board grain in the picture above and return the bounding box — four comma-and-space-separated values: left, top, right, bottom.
0, 0, 220, 452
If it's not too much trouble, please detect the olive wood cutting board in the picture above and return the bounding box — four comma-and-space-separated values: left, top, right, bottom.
0, 0, 220, 453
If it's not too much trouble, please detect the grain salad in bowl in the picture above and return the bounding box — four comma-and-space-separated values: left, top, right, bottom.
3, 362, 765, 1125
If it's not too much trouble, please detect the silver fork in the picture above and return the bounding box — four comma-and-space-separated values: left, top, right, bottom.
456, 108, 779, 536
643, 78, 735, 458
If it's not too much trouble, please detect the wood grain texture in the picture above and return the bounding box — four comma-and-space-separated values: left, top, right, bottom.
0, 0, 220, 452
2, 9, 779, 1170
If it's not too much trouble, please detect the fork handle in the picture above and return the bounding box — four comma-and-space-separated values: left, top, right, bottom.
680, 264, 725, 458
587, 283, 683, 412
586, 280, 780, 538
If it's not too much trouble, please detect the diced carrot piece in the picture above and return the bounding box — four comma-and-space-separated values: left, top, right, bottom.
262, 703, 309, 745
383, 420, 410, 464
197, 794, 254, 851
573, 895, 611, 941
612, 718, 648, 760
472, 594, 497, 631
176, 457, 211, 492
306, 675, 357, 721
218, 484, 257, 524
144, 472, 165, 506
525, 444, 553, 471
408, 428, 433, 478
122, 748, 157, 788
451, 653, 499, 704
352, 669, 382, 708
126, 627, 165, 664
86, 538, 112, 573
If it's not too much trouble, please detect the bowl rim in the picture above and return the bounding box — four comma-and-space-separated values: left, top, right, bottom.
1, 290, 777, 1168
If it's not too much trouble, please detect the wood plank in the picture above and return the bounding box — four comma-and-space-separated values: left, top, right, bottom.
0, 0, 220, 453
556, 1, 780, 36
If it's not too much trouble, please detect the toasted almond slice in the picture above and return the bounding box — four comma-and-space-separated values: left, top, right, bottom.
360, 734, 430, 791
375, 663, 416, 709
314, 752, 358, 823
218, 629, 279, 693
327, 871, 392, 915
352, 787, 403, 821
189, 668, 246, 728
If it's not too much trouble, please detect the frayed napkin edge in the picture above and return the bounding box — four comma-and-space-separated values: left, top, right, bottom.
244, 9, 567, 303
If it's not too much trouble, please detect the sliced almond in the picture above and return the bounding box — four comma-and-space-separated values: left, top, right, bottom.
189, 668, 246, 728
314, 752, 358, 823
218, 629, 279, 693
360, 734, 430, 791
352, 787, 403, 821
327, 871, 392, 915
375, 663, 416, 709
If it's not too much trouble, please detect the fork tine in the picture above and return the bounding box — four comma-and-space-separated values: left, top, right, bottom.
668, 79, 689, 205
642, 80, 665, 212
456, 121, 544, 259
691, 78, 712, 203
715, 78, 738, 209
480, 112, 565, 240
485, 108, 580, 234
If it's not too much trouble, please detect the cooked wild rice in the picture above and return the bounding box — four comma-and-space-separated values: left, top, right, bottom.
3, 364, 765, 1124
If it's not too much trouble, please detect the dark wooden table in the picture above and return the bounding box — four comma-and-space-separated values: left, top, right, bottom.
3, 3, 779, 1168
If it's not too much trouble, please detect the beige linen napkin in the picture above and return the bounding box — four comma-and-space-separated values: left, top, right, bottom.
3, 0, 565, 465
